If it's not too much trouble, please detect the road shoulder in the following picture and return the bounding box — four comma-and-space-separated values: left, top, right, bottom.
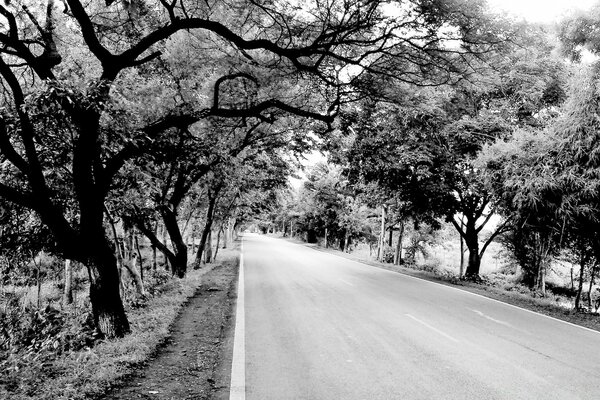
99, 256, 239, 400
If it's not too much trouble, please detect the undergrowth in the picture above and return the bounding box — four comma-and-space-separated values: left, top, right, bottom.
0, 248, 237, 400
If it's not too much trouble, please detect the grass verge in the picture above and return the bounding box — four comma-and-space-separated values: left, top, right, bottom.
1, 247, 239, 400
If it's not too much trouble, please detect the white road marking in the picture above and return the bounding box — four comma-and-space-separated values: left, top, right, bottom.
230, 239, 245, 400
405, 313, 460, 343
470, 309, 513, 328
297, 241, 600, 337
339, 279, 354, 286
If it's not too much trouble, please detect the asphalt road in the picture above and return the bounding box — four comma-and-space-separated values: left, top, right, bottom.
241, 234, 600, 400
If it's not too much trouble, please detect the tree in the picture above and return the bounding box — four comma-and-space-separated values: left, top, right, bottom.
0, 0, 512, 337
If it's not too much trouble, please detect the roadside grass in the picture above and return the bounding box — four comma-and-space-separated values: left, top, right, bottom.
0, 246, 239, 400
282, 235, 600, 333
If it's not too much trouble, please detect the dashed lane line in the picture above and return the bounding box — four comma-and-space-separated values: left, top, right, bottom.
405, 313, 460, 343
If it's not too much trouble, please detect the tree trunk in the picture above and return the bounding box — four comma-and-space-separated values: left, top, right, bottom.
459, 219, 465, 278
536, 259, 546, 294
134, 234, 143, 284
123, 255, 145, 296
463, 228, 481, 278
222, 217, 229, 249
394, 220, 404, 266
324, 227, 328, 248
85, 241, 131, 338
196, 190, 219, 265
161, 224, 170, 271
377, 206, 386, 261
344, 230, 350, 253
161, 206, 188, 278
575, 257, 586, 310
63, 259, 73, 306
205, 229, 213, 263
152, 222, 158, 272
587, 265, 596, 310
214, 226, 223, 261
388, 226, 393, 247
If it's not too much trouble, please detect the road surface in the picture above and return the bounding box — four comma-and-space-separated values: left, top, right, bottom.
236, 234, 600, 399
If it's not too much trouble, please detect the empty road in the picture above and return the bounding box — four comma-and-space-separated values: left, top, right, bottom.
236, 234, 600, 399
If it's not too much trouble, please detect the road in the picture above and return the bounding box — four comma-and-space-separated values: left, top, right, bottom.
237, 234, 600, 400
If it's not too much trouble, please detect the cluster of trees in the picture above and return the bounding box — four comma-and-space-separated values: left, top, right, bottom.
0, 0, 513, 338
267, 4, 600, 310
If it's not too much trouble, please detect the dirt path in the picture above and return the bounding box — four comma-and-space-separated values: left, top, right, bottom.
100, 259, 238, 400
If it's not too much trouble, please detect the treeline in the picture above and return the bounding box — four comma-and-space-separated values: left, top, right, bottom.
1, 0, 599, 341
266, 6, 600, 312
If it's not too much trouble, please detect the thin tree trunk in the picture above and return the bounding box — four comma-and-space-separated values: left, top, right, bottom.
63, 259, 73, 306
134, 234, 143, 284
196, 190, 219, 265
344, 230, 350, 253
214, 226, 223, 261
104, 206, 125, 295
459, 218, 465, 278
377, 206, 386, 261
587, 265, 596, 310
324, 227, 328, 248
152, 222, 158, 272
161, 206, 188, 278
123, 255, 145, 296
162, 224, 170, 271
205, 229, 213, 263
222, 218, 229, 249
394, 220, 404, 266
575, 256, 586, 310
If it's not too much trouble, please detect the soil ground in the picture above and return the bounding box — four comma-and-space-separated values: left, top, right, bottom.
99, 258, 239, 400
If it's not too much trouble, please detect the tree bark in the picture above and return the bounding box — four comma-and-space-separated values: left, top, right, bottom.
205, 229, 213, 263
214, 225, 223, 261
587, 265, 596, 310
459, 218, 465, 278
462, 219, 481, 278
344, 230, 350, 253
85, 240, 131, 338
123, 255, 145, 296
63, 259, 73, 306
161, 206, 188, 278
575, 257, 586, 310
195, 190, 219, 265
377, 206, 386, 261
151, 222, 158, 272
324, 227, 328, 248
394, 220, 404, 266
134, 234, 143, 283
223, 217, 230, 249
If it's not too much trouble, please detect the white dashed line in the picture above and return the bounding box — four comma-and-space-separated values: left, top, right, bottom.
405, 313, 460, 343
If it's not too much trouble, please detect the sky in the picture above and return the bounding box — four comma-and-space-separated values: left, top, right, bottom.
487, 0, 597, 23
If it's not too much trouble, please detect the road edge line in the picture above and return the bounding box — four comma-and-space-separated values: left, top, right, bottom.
283, 237, 600, 337
229, 238, 245, 400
